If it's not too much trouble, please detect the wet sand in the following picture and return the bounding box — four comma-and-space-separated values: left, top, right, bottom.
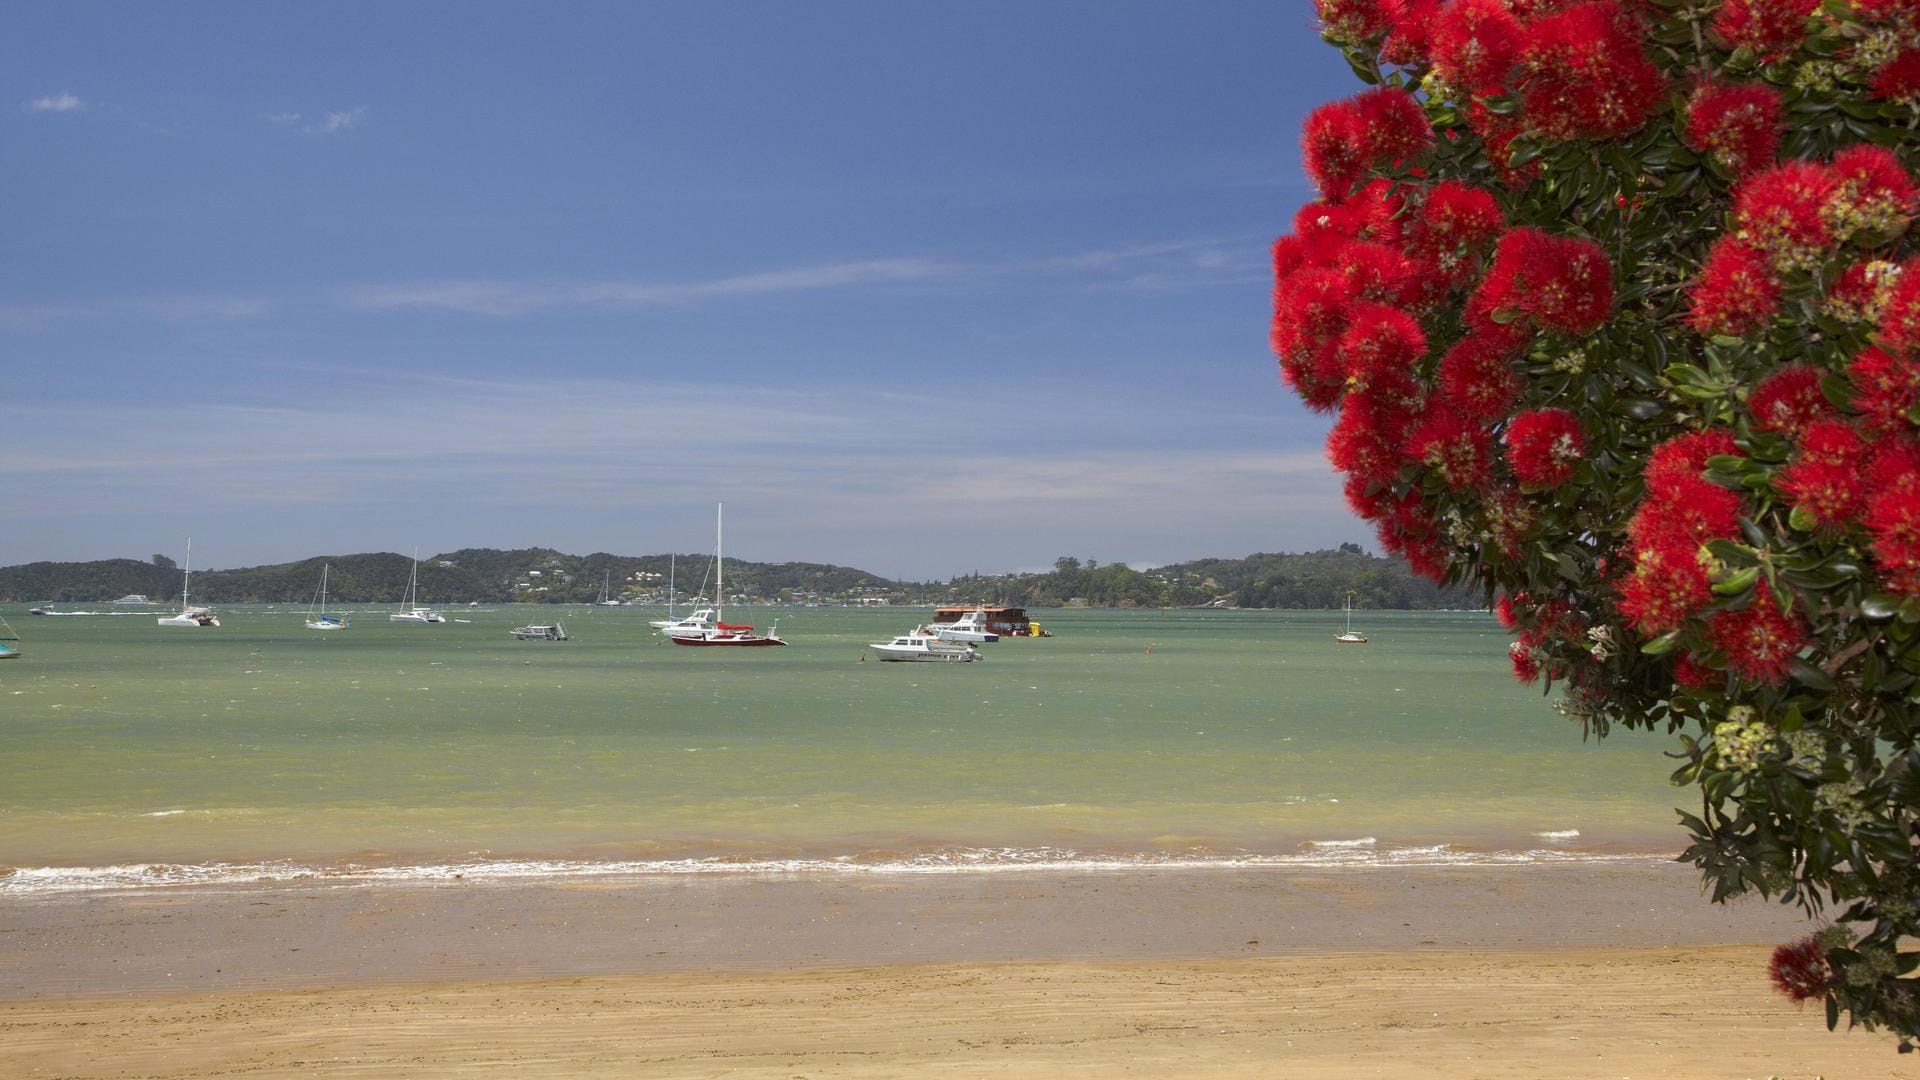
1, 862, 1901, 1076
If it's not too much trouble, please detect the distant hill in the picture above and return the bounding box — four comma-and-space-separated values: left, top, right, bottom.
0, 545, 1475, 610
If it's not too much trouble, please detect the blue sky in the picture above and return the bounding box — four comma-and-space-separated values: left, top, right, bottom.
3, 2, 1359, 579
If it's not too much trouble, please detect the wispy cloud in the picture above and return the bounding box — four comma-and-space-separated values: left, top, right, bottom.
0, 294, 274, 331
345, 258, 955, 315
26, 92, 85, 114
0, 371, 1346, 573
270, 106, 368, 135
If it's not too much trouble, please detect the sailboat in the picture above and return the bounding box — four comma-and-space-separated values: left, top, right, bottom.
1335, 591, 1368, 644
305, 562, 348, 630
390, 549, 446, 623
157, 539, 220, 627
665, 504, 785, 647
0, 614, 21, 658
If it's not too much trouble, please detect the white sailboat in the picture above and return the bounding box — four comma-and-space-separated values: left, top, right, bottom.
157, 539, 220, 627
305, 562, 348, 630
595, 571, 622, 606
390, 549, 445, 623
1335, 591, 1368, 644
0, 614, 21, 658
665, 504, 785, 647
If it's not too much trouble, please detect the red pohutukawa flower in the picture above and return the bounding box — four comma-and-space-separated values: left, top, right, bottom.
1628, 474, 1743, 553
1381, 0, 1443, 66
1687, 239, 1780, 337
1336, 302, 1428, 393
1710, 0, 1818, 64
1316, 0, 1397, 43
1735, 160, 1840, 271
1438, 335, 1522, 422
1335, 241, 1419, 303
1746, 364, 1830, 437
1271, 266, 1354, 363
1369, 485, 1453, 582
1517, 1, 1665, 141
1466, 102, 1541, 190
1354, 87, 1434, 164
1302, 98, 1374, 198
1776, 419, 1871, 529
1866, 442, 1920, 596
1405, 407, 1492, 491
1430, 0, 1524, 93
1476, 228, 1615, 336
1328, 402, 1413, 486
1504, 408, 1586, 488
1825, 260, 1900, 323
1411, 181, 1505, 287
1618, 542, 1711, 634
1769, 936, 1832, 1003
1673, 651, 1720, 689
1876, 256, 1920, 357
1871, 47, 1920, 105
1683, 81, 1783, 177
1847, 346, 1920, 438
1826, 144, 1918, 243
1709, 582, 1808, 686
1509, 639, 1542, 683
1644, 429, 1741, 493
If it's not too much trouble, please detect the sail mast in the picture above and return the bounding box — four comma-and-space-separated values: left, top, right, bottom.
716, 502, 724, 625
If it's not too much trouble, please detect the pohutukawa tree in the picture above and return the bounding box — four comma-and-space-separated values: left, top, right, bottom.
1280, 0, 1920, 1043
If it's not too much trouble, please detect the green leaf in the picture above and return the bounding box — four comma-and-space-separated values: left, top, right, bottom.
1791, 658, 1836, 691
1863, 593, 1901, 620
1640, 630, 1683, 656
1712, 566, 1759, 596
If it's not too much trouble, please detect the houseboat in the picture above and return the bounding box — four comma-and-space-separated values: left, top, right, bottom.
928, 606, 1049, 638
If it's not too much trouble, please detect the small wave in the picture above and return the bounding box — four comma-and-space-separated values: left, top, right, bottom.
1535, 829, 1581, 842
0, 845, 1671, 894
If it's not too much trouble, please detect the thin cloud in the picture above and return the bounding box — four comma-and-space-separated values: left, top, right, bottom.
0, 294, 273, 331
346, 258, 954, 315
270, 106, 368, 135
27, 92, 85, 114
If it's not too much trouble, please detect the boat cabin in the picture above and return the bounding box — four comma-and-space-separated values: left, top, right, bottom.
929, 606, 1047, 638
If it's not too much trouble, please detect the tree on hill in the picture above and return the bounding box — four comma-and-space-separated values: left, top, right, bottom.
1284, 0, 1920, 1042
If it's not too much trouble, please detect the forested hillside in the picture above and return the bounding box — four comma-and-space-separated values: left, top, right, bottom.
1, 545, 1473, 610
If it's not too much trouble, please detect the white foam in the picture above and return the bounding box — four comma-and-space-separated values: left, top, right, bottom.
1535, 829, 1581, 842
0, 846, 1669, 894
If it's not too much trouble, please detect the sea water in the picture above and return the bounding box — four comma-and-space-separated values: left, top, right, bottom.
0, 605, 1689, 891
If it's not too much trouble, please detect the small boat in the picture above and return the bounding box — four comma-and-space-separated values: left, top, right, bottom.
929, 607, 999, 643
929, 605, 1047, 638
28, 605, 54, 616
157, 539, 220, 627
510, 621, 569, 641
391, 549, 445, 623
665, 505, 786, 647
305, 563, 348, 631
653, 606, 717, 634
1336, 592, 1368, 644
868, 630, 980, 663
595, 572, 622, 606
0, 614, 21, 658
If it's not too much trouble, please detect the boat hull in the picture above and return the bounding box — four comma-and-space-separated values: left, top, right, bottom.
390, 610, 445, 623
667, 632, 786, 647
870, 644, 977, 662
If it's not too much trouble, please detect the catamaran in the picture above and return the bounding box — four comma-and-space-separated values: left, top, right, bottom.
664, 504, 785, 647
0, 614, 20, 658
390, 549, 445, 623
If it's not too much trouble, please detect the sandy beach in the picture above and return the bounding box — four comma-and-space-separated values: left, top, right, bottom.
1, 861, 1903, 1077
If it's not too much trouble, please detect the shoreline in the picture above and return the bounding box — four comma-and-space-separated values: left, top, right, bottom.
4, 862, 1897, 1077
2, 860, 1823, 1000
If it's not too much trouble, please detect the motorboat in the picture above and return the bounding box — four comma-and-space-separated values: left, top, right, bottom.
391, 549, 446, 623
653, 607, 717, 633
868, 630, 980, 663
158, 539, 220, 628
511, 621, 568, 641
929, 608, 999, 643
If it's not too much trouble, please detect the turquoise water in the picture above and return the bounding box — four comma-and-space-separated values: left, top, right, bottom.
0, 605, 1688, 888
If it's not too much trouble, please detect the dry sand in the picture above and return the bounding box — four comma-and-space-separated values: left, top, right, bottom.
1, 863, 1904, 1077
